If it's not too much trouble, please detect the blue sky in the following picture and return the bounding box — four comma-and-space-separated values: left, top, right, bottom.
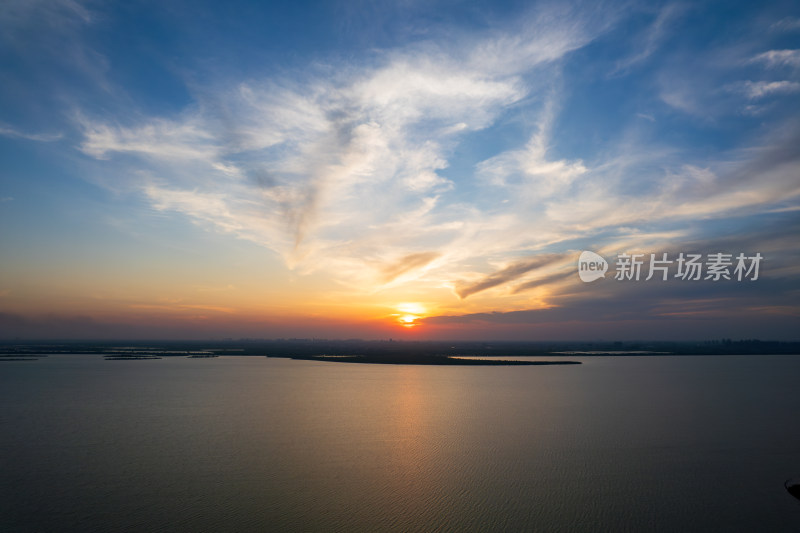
1, 0, 799, 340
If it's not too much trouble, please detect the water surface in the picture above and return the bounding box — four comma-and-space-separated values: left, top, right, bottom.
1, 355, 799, 531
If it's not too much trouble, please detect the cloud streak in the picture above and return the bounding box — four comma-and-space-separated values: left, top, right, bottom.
749, 49, 800, 69
0, 124, 62, 142
455, 254, 565, 299
733, 80, 800, 99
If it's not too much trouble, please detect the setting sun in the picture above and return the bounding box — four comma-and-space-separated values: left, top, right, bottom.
399, 315, 417, 327
394, 303, 427, 328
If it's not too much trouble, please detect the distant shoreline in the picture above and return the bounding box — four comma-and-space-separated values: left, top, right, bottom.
1, 339, 798, 362
279, 355, 581, 366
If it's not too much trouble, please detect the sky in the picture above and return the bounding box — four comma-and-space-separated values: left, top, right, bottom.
1, 0, 799, 341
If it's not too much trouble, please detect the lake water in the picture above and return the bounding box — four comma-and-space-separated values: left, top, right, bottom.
1, 355, 799, 532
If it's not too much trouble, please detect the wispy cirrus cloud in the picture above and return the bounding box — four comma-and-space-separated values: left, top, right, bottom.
76, 8, 601, 281
770, 17, 800, 33
381, 251, 442, 284
657, 13, 800, 118
749, 49, 800, 69
0, 124, 62, 142
729, 80, 800, 99
72, 2, 800, 312
611, 3, 687, 75
0, 0, 109, 99
80, 117, 217, 161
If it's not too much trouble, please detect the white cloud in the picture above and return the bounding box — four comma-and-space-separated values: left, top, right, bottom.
733, 80, 800, 99
657, 34, 800, 118
477, 135, 587, 198
770, 17, 800, 33
0, 124, 62, 142
77, 20, 569, 279
477, 96, 586, 199
79, 116, 218, 161
749, 49, 800, 69
74, 7, 800, 302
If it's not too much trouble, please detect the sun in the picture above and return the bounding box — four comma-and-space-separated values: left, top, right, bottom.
393, 303, 427, 328
399, 315, 418, 327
